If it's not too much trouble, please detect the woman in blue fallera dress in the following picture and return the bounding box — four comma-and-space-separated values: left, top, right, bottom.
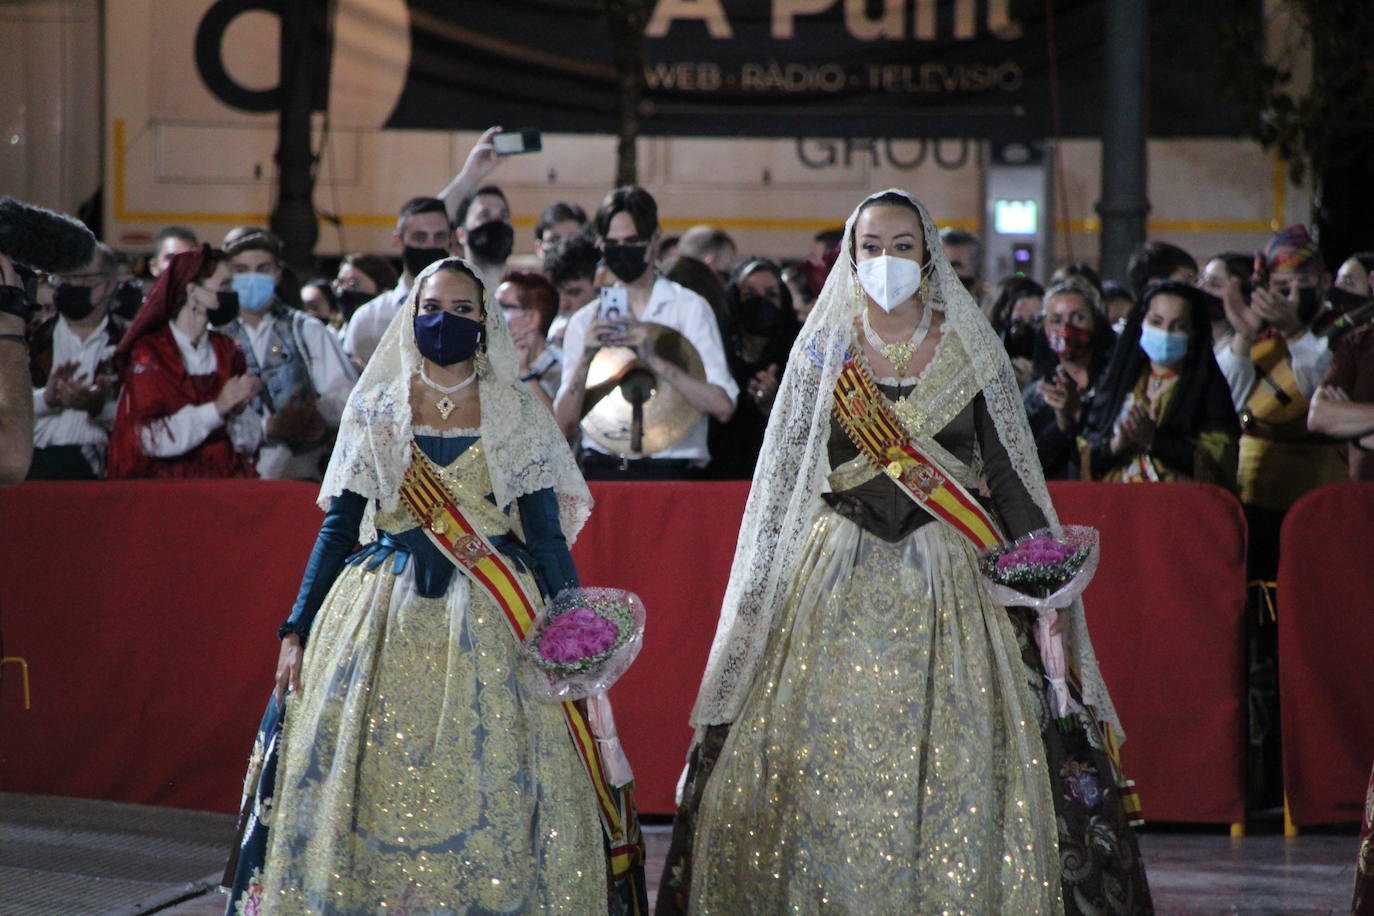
225, 258, 645, 915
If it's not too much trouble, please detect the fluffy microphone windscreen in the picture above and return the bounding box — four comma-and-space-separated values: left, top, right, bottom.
0, 197, 97, 274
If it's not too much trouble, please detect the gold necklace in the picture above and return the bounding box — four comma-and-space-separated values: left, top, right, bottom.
861, 305, 933, 377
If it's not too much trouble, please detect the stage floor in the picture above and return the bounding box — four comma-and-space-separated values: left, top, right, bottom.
0, 794, 1357, 914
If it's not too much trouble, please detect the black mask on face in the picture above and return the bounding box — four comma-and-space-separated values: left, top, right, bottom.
402, 245, 450, 279
738, 295, 783, 337
465, 221, 514, 264
414, 311, 486, 366
112, 279, 145, 320
1297, 286, 1323, 325
208, 290, 241, 326
1002, 320, 1037, 361
958, 274, 977, 293
1197, 288, 1225, 324
337, 289, 373, 320
603, 244, 650, 284
1327, 285, 1370, 315
53, 284, 99, 322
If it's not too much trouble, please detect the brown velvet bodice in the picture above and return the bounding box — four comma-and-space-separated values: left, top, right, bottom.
822, 381, 1046, 543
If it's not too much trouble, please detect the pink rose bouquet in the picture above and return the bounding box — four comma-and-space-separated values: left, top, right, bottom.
524, 586, 645, 702
537, 607, 621, 666
978, 525, 1100, 723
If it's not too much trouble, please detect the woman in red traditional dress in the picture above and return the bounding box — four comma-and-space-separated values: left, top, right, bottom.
108, 245, 262, 478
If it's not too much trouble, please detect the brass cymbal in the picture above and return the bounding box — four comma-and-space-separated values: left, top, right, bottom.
581, 322, 706, 457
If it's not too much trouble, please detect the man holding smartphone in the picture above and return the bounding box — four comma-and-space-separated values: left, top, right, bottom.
554, 186, 737, 479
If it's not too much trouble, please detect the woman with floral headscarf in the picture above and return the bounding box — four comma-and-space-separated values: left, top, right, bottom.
224, 258, 645, 915
657, 192, 1150, 915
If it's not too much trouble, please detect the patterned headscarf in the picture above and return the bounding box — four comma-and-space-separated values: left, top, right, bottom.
1263, 224, 1322, 274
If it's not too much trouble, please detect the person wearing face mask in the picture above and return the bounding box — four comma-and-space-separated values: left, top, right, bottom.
26, 244, 128, 478
1196, 252, 1253, 348
987, 275, 1045, 387
225, 257, 648, 916
660, 191, 1149, 916
1214, 226, 1347, 571
1101, 281, 1135, 333
705, 258, 801, 479
1079, 281, 1239, 486
495, 269, 561, 406
1020, 278, 1115, 481
299, 279, 341, 330
344, 197, 456, 367
454, 184, 515, 291
332, 253, 398, 334
219, 229, 358, 481
1309, 250, 1374, 338
107, 245, 262, 478
939, 225, 985, 303
1335, 251, 1374, 293
553, 186, 737, 478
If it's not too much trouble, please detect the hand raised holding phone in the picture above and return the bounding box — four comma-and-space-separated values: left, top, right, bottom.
492, 128, 542, 156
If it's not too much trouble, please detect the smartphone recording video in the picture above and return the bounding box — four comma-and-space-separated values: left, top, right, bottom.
492, 128, 542, 156
598, 286, 628, 323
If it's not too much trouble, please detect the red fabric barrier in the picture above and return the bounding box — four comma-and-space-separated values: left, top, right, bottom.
0, 480, 1248, 823
1049, 483, 1248, 824
572, 482, 750, 815
1279, 482, 1374, 825
0, 481, 321, 811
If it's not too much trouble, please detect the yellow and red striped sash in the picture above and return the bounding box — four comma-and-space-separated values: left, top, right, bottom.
832, 357, 1003, 550
397, 442, 641, 881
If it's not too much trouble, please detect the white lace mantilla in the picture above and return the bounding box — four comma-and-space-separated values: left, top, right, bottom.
319, 258, 592, 545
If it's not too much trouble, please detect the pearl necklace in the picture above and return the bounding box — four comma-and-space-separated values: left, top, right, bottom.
862, 304, 933, 377
420, 363, 476, 420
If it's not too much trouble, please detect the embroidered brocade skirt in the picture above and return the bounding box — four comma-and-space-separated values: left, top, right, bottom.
258, 561, 607, 914
689, 509, 1063, 915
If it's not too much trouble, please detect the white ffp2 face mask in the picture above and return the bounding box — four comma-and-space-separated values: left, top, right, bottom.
857, 255, 924, 312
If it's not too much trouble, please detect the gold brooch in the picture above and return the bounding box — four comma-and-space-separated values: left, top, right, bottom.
428, 505, 450, 535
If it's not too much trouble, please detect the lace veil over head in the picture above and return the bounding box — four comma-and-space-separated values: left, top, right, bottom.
689, 189, 1123, 742
319, 257, 592, 543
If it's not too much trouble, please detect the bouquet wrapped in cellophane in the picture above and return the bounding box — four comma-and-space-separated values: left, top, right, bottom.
978, 525, 1100, 723
524, 587, 645, 701
522, 587, 646, 787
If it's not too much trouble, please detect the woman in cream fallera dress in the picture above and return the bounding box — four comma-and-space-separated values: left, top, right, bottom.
660, 191, 1150, 916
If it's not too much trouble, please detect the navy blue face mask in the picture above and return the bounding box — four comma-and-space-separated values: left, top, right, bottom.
414, 311, 485, 366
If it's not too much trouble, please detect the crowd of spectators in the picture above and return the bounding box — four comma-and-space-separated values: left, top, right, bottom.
2, 129, 1371, 506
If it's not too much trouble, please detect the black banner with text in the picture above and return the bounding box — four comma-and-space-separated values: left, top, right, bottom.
385, 0, 1256, 138
195, 0, 1258, 139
